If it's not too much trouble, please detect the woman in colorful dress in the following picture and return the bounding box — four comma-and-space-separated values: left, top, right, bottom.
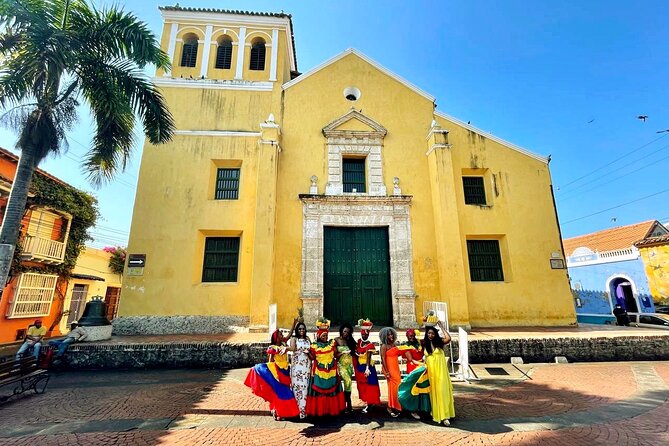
422, 320, 456, 426
354, 319, 381, 413
401, 328, 424, 374
288, 321, 311, 419
306, 318, 346, 416
334, 322, 356, 413
244, 327, 300, 420
379, 326, 402, 417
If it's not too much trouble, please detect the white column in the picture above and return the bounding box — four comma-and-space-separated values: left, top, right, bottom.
199, 25, 213, 79
235, 26, 247, 80
269, 28, 279, 81
164, 22, 179, 77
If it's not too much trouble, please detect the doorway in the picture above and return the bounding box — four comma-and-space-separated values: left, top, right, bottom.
609, 277, 638, 312
323, 227, 392, 326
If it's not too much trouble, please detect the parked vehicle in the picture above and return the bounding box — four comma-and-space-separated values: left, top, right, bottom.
627, 313, 669, 330
654, 306, 669, 315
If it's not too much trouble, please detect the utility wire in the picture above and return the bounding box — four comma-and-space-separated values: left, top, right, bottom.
561, 188, 669, 225
558, 134, 668, 191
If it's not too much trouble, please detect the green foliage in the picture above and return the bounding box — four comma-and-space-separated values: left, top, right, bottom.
103, 246, 126, 275
12, 173, 99, 277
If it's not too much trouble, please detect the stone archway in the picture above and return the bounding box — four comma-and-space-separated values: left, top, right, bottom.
299, 195, 416, 328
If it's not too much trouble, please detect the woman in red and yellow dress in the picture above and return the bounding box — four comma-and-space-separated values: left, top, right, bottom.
354, 319, 381, 413
399, 328, 424, 374
244, 328, 300, 420
306, 318, 346, 416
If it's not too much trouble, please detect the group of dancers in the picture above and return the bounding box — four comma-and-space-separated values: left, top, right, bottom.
244, 313, 456, 426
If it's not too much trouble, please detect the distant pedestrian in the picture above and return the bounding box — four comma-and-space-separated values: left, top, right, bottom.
613, 304, 630, 326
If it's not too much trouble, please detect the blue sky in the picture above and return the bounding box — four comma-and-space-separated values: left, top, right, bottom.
1, 0, 668, 247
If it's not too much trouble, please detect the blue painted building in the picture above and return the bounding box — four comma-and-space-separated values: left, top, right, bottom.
563, 220, 668, 324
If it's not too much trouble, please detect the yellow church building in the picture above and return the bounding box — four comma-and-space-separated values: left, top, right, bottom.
117, 6, 576, 333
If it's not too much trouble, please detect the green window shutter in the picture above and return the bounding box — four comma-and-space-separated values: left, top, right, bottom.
342, 158, 366, 193
467, 240, 504, 282
180, 41, 198, 67
463, 176, 486, 205
215, 168, 240, 200
202, 237, 240, 282
215, 41, 232, 69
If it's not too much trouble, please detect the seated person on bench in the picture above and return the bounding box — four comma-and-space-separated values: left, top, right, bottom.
48, 322, 87, 358
16, 319, 47, 360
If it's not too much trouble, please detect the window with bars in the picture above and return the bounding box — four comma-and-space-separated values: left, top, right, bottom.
466, 240, 504, 282
249, 39, 266, 71
180, 36, 198, 67
215, 39, 232, 69
463, 176, 486, 205
342, 158, 366, 193
6, 273, 58, 318
215, 168, 240, 200
202, 237, 240, 282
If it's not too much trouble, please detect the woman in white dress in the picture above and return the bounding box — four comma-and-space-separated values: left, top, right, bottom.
288, 321, 312, 419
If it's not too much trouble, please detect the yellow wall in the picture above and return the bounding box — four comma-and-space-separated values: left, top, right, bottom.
121, 12, 575, 329
60, 247, 123, 333
639, 245, 669, 301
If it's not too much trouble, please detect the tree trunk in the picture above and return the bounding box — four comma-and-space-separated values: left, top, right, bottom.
0, 147, 39, 287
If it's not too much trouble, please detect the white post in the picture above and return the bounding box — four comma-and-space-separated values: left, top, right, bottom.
269, 28, 279, 81
200, 25, 213, 79
165, 22, 179, 77
235, 27, 247, 80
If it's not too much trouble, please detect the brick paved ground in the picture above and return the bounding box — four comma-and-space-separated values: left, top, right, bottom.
0, 362, 668, 445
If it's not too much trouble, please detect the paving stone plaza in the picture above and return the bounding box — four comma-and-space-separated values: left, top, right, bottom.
1, 361, 668, 445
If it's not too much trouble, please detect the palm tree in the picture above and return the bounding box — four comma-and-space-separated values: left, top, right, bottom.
0, 0, 174, 285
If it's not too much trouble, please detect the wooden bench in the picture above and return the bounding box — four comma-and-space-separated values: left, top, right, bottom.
0, 356, 50, 402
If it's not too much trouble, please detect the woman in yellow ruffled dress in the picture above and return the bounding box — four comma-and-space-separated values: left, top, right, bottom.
422, 320, 456, 425
334, 322, 356, 413
306, 318, 346, 416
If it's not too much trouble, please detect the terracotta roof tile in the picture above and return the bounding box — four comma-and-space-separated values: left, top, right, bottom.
562, 220, 657, 256
635, 234, 669, 248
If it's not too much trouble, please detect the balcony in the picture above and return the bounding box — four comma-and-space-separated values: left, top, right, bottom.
6, 273, 58, 318
21, 235, 66, 264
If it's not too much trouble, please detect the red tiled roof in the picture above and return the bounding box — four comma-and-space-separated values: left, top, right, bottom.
635, 234, 669, 248
562, 220, 658, 256
0, 147, 70, 187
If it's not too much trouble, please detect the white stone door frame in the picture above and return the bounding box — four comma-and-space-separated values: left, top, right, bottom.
299, 195, 417, 328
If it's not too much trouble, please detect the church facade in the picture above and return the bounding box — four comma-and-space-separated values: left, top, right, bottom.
117, 6, 576, 332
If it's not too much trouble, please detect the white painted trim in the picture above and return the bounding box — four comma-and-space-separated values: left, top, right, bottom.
173, 130, 261, 137
235, 27, 247, 80
153, 77, 273, 91
246, 30, 272, 42
434, 111, 549, 163
165, 23, 179, 77
576, 312, 615, 317
425, 144, 452, 157
160, 10, 296, 71
282, 48, 435, 102
200, 25, 213, 79
606, 273, 640, 313
567, 247, 640, 267
269, 28, 279, 82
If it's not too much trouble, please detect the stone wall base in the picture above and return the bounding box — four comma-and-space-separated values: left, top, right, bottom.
111, 316, 250, 335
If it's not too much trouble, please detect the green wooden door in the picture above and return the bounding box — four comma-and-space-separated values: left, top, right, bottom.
324, 227, 392, 326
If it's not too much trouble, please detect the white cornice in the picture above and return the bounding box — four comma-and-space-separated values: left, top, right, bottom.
173, 130, 261, 137
153, 77, 274, 91
282, 48, 435, 103
434, 111, 549, 164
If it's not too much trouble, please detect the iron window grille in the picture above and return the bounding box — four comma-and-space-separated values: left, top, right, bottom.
202, 237, 240, 282
467, 240, 504, 281
342, 158, 366, 193
215, 40, 232, 69
215, 168, 240, 200
249, 41, 266, 71
180, 39, 198, 67
463, 176, 486, 205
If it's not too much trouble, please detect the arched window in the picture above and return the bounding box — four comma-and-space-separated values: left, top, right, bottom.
249, 38, 266, 71
215, 36, 233, 69
180, 34, 198, 67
